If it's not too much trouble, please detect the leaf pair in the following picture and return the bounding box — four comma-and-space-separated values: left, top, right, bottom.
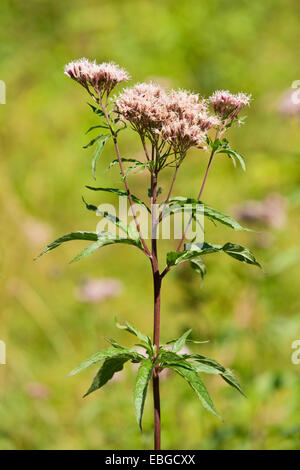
67, 321, 245, 431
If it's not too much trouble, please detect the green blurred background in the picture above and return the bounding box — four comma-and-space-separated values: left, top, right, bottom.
0, 0, 300, 450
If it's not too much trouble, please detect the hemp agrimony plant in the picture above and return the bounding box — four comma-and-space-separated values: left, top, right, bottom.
37, 58, 260, 450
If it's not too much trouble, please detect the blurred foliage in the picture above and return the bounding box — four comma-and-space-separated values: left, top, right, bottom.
0, 0, 300, 450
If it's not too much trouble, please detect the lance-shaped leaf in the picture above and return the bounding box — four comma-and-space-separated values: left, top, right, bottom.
68, 347, 143, 376
163, 197, 250, 231
221, 368, 246, 397
70, 233, 143, 264
107, 157, 142, 171
83, 356, 130, 398
181, 353, 245, 397
134, 358, 154, 430
36, 231, 143, 263
222, 242, 261, 267
91, 135, 110, 180
35, 231, 99, 260
86, 186, 150, 213
172, 329, 192, 353
166, 241, 260, 268
167, 362, 221, 418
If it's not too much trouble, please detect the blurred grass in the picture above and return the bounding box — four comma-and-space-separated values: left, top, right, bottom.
0, 0, 300, 450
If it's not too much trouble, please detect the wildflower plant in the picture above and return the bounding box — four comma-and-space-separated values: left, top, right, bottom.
37, 58, 260, 450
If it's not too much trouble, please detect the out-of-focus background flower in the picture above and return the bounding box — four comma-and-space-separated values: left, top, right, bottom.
0, 0, 299, 450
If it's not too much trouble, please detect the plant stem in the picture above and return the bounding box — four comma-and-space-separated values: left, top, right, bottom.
99, 97, 151, 258
151, 171, 161, 450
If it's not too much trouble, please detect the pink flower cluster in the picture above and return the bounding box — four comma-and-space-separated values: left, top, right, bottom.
209, 90, 251, 118
64, 58, 130, 97
115, 84, 220, 154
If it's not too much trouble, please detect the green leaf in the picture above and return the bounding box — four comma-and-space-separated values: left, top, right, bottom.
166, 241, 260, 268
190, 256, 206, 284
91, 135, 110, 180
105, 338, 128, 350
172, 329, 192, 353
107, 158, 142, 170
181, 353, 225, 372
168, 363, 221, 418
183, 353, 245, 397
69, 232, 143, 264
217, 149, 246, 171
188, 361, 223, 375
222, 242, 261, 267
86, 186, 150, 213
87, 102, 106, 118
85, 124, 109, 134
35, 231, 99, 260
221, 368, 246, 397
124, 161, 151, 178
164, 198, 251, 231
83, 134, 104, 149
68, 347, 142, 376
134, 358, 154, 430
83, 356, 129, 398
116, 320, 150, 345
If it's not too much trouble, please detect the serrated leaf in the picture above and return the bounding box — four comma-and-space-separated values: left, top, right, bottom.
86, 186, 150, 213
221, 368, 246, 397
168, 363, 221, 418
91, 135, 110, 180
164, 198, 250, 231
69, 232, 143, 264
82, 134, 105, 149
172, 329, 192, 353
83, 356, 129, 397
35, 231, 99, 260
166, 241, 260, 269
107, 158, 142, 171
134, 358, 154, 430
68, 347, 142, 376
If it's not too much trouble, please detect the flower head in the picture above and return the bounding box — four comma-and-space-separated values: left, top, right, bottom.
159, 90, 219, 153
115, 82, 168, 132
64, 58, 130, 96
116, 85, 219, 154
209, 90, 251, 118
